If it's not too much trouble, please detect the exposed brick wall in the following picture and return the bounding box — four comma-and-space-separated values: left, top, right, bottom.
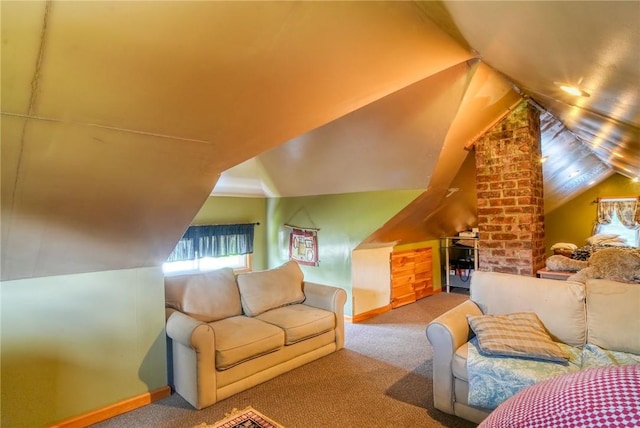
475, 101, 545, 276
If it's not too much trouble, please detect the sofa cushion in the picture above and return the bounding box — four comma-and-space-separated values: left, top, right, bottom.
452, 343, 469, 382
255, 304, 335, 345
237, 261, 306, 317
586, 279, 640, 354
209, 315, 284, 370
467, 312, 569, 363
165, 268, 242, 322
470, 270, 586, 347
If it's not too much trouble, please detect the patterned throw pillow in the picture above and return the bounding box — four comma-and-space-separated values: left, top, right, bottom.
467, 312, 569, 363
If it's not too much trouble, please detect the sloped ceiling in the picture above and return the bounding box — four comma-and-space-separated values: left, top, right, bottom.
1, 1, 473, 280
216, 0, 639, 236
2, 1, 639, 281
435, 0, 639, 212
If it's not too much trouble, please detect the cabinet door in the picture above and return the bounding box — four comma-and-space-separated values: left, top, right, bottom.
390, 251, 417, 308
390, 247, 433, 308
413, 248, 433, 299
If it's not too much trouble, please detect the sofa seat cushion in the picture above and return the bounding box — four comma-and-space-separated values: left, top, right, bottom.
255, 304, 335, 345
209, 316, 284, 370
453, 343, 469, 382
237, 261, 306, 317
466, 338, 582, 409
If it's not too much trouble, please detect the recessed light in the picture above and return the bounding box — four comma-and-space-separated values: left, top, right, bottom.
554, 82, 590, 97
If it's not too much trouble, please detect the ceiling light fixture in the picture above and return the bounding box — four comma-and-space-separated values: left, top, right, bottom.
569, 170, 580, 178
554, 81, 590, 97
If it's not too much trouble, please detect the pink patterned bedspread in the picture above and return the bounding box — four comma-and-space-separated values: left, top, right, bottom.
479, 365, 640, 428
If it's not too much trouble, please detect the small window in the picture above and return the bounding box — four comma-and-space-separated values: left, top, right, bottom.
163, 253, 252, 275
595, 211, 639, 247
164, 223, 256, 275
594, 198, 640, 247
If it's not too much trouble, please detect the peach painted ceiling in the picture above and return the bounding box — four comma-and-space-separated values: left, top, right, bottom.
2, 1, 639, 279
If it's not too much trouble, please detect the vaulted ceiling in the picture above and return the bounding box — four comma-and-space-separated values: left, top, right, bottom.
2, 1, 639, 280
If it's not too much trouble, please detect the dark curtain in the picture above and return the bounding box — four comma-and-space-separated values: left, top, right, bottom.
167, 223, 255, 262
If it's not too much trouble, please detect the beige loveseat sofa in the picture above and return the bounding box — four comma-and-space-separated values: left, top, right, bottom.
426, 270, 640, 424
164, 261, 347, 410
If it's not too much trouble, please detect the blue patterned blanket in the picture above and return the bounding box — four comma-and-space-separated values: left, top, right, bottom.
467, 339, 640, 409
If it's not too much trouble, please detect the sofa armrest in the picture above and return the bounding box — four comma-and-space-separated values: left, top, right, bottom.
425, 299, 482, 415
165, 310, 217, 409
303, 281, 347, 350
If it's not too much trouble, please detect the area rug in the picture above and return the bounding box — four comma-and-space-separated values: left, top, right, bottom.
194, 406, 284, 428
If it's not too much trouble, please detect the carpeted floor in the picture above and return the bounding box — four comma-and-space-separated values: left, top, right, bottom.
92, 290, 477, 428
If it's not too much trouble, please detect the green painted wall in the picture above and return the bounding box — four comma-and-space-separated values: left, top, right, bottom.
191, 196, 268, 270
265, 190, 423, 316
545, 173, 640, 255
1, 267, 166, 427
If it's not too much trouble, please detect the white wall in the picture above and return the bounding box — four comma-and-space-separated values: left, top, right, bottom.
352, 246, 393, 316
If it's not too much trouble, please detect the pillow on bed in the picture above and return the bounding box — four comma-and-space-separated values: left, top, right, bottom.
467, 312, 569, 363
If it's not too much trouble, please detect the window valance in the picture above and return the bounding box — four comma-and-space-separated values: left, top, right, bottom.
167, 223, 256, 262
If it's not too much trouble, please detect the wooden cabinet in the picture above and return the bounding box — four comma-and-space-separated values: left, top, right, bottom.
390, 247, 434, 308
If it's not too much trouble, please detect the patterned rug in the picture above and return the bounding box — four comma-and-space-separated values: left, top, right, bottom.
194, 406, 284, 428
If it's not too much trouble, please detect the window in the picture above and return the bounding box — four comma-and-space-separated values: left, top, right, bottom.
163, 223, 256, 275
595, 211, 639, 246
163, 253, 252, 275
594, 198, 640, 247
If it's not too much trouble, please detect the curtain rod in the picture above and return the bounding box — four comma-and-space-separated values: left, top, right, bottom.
284, 223, 320, 231
591, 196, 639, 204
192, 222, 260, 226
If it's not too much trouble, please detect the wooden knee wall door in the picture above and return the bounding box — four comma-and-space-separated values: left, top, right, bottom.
390, 247, 433, 308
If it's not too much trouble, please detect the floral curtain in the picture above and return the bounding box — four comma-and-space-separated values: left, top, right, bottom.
596, 199, 640, 229
167, 223, 255, 262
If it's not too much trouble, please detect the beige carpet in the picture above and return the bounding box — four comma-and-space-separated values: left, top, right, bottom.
92, 291, 476, 428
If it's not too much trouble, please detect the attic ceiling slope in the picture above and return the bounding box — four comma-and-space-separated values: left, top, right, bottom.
253, 61, 475, 197
440, 0, 640, 183
1, 1, 474, 280
22, 1, 473, 170
360, 61, 522, 247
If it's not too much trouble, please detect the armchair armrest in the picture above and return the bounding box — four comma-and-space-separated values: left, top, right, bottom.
302, 281, 347, 350
165, 310, 217, 409
426, 299, 482, 415
166, 310, 214, 349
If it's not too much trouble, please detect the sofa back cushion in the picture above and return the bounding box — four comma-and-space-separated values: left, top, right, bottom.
470, 271, 586, 347
237, 261, 305, 317
586, 279, 640, 354
165, 268, 242, 322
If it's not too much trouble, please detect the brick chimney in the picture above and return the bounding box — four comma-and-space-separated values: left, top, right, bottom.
474, 101, 545, 276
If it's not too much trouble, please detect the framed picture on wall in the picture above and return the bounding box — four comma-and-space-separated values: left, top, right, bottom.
289, 228, 319, 266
